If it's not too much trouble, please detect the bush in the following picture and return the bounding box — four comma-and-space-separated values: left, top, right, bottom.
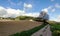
33, 17, 43, 22
16, 16, 34, 20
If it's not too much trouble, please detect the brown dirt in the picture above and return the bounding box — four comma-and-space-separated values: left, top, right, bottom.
0, 20, 42, 36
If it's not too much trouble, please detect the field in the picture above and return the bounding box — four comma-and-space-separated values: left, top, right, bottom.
50, 23, 60, 36
0, 20, 42, 36
10, 22, 47, 36
0, 20, 60, 36
10, 22, 60, 36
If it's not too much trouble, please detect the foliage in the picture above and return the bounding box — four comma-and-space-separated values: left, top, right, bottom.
50, 23, 60, 36
16, 16, 43, 21
0, 16, 43, 21
33, 17, 43, 22
16, 16, 34, 20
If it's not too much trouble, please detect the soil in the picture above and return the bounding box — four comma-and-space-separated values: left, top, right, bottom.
0, 20, 42, 36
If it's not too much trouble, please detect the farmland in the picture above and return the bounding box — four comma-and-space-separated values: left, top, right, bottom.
0, 20, 42, 36
0, 20, 60, 36
10, 22, 60, 36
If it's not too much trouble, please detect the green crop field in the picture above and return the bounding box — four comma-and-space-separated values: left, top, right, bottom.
50, 24, 60, 36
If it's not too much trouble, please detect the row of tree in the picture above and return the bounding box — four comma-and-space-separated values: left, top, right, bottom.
0, 16, 43, 22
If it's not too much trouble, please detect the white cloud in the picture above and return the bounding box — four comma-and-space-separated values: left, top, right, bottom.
0, 6, 25, 18
41, 6, 53, 13
48, 6, 55, 12
47, 6, 52, 9
24, 3, 32, 8
0, 6, 39, 18
41, 8, 48, 13
6, 8, 25, 17
23, 12, 39, 17
50, 15, 60, 22
0, 9, 7, 17
0, 6, 5, 10
51, 0, 54, 2
51, 8, 55, 12
55, 3, 60, 8
41, 6, 56, 12
55, 15, 60, 22
0, 6, 7, 17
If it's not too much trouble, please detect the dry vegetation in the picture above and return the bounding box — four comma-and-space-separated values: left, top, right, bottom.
0, 20, 42, 36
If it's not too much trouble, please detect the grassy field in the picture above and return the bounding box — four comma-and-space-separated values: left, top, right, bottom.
0, 20, 42, 36
50, 24, 60, 36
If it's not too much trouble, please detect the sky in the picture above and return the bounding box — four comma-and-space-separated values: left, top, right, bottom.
0, 0, 60, 22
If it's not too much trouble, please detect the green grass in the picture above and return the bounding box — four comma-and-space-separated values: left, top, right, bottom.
10, 24, 47, 36
50, 24, 60, 36
50, 24, 60, 31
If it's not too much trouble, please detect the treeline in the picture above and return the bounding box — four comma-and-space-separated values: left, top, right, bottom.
16, 16, 34, 20
0, 16, 39, 21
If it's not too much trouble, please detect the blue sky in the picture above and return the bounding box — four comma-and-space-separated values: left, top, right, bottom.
0, 0, 60, 22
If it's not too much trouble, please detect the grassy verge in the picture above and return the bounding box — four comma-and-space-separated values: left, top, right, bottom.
50, 24, 60, 36
10, 24, 47, 36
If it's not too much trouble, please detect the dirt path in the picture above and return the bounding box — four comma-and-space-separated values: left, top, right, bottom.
0, 20, 42, 36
